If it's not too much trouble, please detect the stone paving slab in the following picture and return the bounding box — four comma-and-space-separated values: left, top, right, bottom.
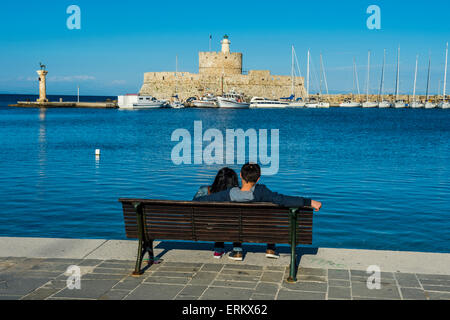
0, 257, 449, 300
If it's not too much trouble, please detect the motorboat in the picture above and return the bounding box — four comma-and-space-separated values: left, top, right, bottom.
317, 101, 330, 108
250, 97, 288, 108
438, 101, 450, 109
192, 94, 218, 108
288, 98, 305, 108
118, 94, 167, 109
217, 90, 250, 109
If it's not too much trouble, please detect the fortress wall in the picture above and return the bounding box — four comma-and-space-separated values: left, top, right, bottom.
199, 52, 242, 75
140, 71, 306, 101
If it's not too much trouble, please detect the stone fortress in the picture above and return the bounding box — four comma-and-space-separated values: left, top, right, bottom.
139, 35, 306, 101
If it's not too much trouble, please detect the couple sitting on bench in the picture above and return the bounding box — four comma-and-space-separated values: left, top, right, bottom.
193, 163, 322, 261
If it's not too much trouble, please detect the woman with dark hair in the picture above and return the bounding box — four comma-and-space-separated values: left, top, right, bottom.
193, 167, 239, 258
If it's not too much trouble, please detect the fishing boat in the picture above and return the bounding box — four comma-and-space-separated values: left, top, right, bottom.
217, 90, 250, 109
362, 50, 378, 108
393, 46, 406, 108
438, 42, 450, 109
118, 94, 167, 109
250, 97, 288, 108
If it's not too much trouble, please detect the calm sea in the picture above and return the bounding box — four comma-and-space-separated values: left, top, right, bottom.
0, 94, 449, 253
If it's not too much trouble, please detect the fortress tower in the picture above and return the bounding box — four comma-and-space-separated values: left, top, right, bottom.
140, 35, 306, 100
198, 35, 242, 75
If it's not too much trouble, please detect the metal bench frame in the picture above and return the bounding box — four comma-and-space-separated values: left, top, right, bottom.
119, 199, 313, 283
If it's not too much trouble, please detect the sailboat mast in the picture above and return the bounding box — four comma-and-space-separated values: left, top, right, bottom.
354, 58, 361, 98
395, 46, 400, 100
426, 54, 431, 101
175, 55, 178, 94
366, 50, 371, 101
319, 53, 323, 97
413, 54, 418, 101
379, 49, 386, 102
443, 42, 448, 101
291, 45, 295, 96
321, 54, 329, 96
306, 49, 310, 100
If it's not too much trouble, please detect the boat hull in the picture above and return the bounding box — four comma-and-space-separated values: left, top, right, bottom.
217, 97, 250, 109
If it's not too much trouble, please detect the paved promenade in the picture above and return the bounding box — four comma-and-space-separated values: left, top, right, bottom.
0, 237, 449, 300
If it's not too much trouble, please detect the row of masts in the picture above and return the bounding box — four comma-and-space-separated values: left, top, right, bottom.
290, 43, 449, 107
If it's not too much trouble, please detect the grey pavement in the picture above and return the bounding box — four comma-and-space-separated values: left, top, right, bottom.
0, 237, 449, 300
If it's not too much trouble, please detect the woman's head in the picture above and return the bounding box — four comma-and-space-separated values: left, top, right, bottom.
210, 167, 239, 193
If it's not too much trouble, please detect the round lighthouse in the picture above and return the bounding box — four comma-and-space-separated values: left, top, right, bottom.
221, 35, 231, 54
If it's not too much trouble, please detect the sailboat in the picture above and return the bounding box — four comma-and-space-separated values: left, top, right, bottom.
362, 50, 378, 108
304, 49, 319, 108
317, 53, 330, 108
393, 46, 406, 108
438, 42, 450, 109
340, 58, 362, 107
424, 54, 437, 109
169, 55, 185, 109
288, 45, 306, 107
378, 49, 392, 108
410, 54, 424, 108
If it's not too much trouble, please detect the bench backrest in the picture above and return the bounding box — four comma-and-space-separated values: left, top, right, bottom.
119, 199, 313, 245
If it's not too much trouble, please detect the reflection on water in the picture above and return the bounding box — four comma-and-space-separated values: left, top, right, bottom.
0, 105, 449, 253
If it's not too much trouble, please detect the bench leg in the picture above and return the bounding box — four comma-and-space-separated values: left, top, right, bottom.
287, 208, 298, 283
132, 239, 154, 276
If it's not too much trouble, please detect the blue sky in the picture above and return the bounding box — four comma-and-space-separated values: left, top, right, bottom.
0, 0, 449, 96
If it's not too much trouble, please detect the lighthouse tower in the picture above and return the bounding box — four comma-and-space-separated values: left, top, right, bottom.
198, 35, 242, 75
221, 34, 231, 54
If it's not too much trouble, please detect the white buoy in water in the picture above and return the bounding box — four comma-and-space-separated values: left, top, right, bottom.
95, 149, 101, 156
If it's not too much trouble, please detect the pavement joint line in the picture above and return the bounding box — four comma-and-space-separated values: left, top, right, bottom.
81, 239, 109, 260
393, 273, 404, 300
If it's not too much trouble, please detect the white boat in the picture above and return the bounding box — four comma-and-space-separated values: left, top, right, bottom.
317, 102, 330, 108
288, 99, 305, 108
410, 101, 424, 108
438, 102, 450, 109
118, 94, 166, 109
362, 101, 378, 108
393, 100, 406, 108
362, 50, 377, 108
192, 94, 218, 108
437, 42, 449, 109
217, 90, 250, 109
378, 101, 392, 108
169, 100, 184, 109
425, 102, 437, 109
340, 100, 361, 107
305, 99, 319, 108
250, 97, 288, 108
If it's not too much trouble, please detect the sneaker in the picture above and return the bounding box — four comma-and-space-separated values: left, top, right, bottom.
228, 250, 243, 261
213, 248, 224, 259
265, 249, 280, 259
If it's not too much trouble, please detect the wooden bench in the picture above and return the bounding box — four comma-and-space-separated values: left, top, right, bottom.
119, 199, 314, 282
